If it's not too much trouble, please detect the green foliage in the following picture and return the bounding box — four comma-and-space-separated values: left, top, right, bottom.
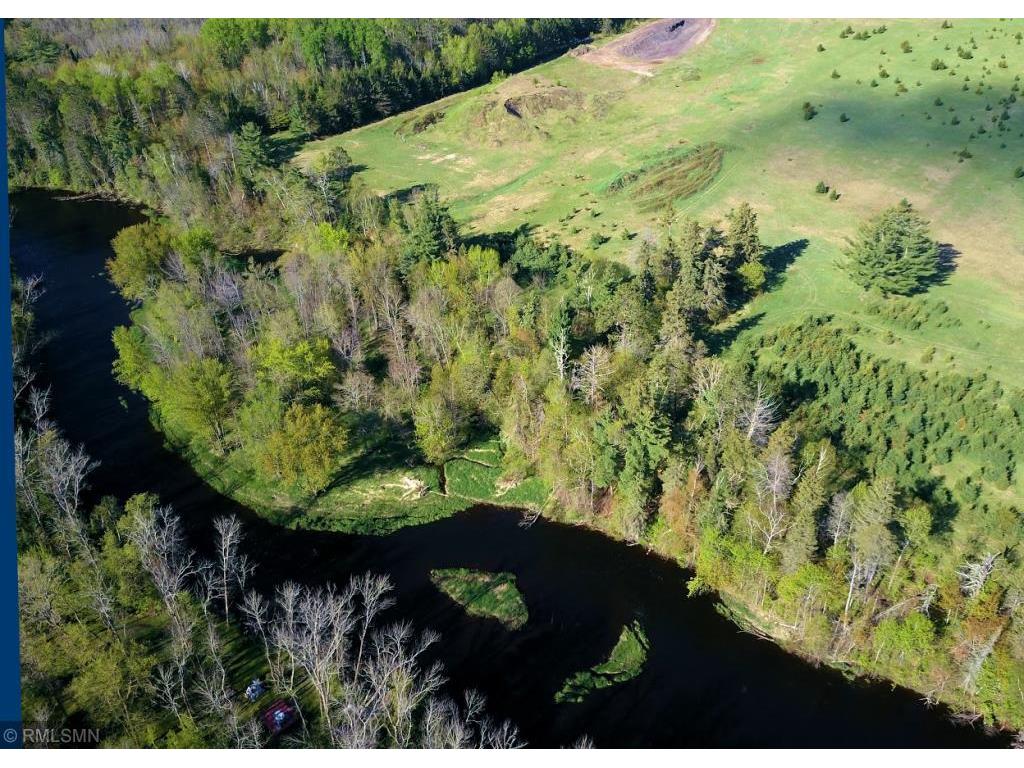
258, 402, 347, 494
430, 568, 529, 629
234, 122, 271, 181
414, 392, 466, 465
112, 324, 153, 391
252, 336, 335, 396
400, 191, 460, 274
107, 222, 173, 301
200, 19, 270, 67
842, 200, 940, 294
872, 613, 938, 679
6, 18, 599, 249
156, 358, 234, 448
555, 620, 649, 703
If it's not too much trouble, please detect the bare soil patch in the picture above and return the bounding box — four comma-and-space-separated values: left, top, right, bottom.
582, 18, 715, 75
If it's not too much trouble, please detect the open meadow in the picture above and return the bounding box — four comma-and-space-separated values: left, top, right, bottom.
300, 19, 1024, 385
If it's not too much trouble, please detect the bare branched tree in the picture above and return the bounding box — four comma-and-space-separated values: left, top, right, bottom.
958, 552, 1000, 599
550, 327, 570, 383
570, 345, 612, 407
738, 382, 777, 448
352, 573, 395, 681
212, 514, 253, 616
752, 450, 794, 554
824, 491, 853, 549
240, 573, 520, 748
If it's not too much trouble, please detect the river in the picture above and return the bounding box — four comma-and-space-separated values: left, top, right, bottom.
8, 189, 1007, 747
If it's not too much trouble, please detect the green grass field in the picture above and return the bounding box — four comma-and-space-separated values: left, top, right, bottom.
430, 568, 530, 629
168, 422, 547, 535
300, 19, 1024, 386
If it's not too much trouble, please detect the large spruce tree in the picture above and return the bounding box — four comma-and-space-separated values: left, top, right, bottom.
843, 200, 940, 294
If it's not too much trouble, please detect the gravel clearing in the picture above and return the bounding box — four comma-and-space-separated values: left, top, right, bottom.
581, 18, 715, 75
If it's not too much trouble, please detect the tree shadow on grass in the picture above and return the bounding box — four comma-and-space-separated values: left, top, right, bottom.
464, 223, 537, 260
907, 476, 960, 536
763, 238, 809, 291
382, 183, 438, 206
705, 312, 765, 355
268, 133, 308, 165
916, 242, 960, 292
337, 163, 368, 183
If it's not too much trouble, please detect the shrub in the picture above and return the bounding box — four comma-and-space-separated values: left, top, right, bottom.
931, 59, 947, 70
831, 69, 841, 79
802, 102, 818, 120
839, 112, 850, 122
815, 181, 829, 194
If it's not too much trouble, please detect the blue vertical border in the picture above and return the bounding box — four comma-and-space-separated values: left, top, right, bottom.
0, 17, 25, 749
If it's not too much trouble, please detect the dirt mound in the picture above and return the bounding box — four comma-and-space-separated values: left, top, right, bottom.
394, 109, 445, 137
503, 87, 583, 119
582, 18, 715, 75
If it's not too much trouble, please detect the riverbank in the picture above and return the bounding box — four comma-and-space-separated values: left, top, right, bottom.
10, 189, 1012, 746
160, 418, 547, 535
126, 338, 1021, 735
160, 396, 1018, 735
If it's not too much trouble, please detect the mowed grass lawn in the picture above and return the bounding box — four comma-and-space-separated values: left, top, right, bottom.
299, 19, 1024, 384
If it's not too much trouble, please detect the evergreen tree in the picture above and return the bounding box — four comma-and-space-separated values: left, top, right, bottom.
399, 191, 460, 275
843, 200, 940, 295
235, 121, 270, 182
726, 202, 766, 296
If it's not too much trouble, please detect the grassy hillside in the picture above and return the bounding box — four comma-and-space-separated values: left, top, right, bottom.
300, 19, 1024, 386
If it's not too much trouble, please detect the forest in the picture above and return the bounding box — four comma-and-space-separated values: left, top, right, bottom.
8, 17, 1024, 745
5, 18, 603, 248
13, 272, 523, 747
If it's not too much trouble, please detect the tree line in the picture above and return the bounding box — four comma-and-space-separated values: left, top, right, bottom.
6, 18, 604, 248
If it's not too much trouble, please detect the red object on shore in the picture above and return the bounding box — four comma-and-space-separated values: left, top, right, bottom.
261, 699, 297, 735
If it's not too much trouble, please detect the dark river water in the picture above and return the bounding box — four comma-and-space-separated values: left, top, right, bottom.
8, 189, 1008, 747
